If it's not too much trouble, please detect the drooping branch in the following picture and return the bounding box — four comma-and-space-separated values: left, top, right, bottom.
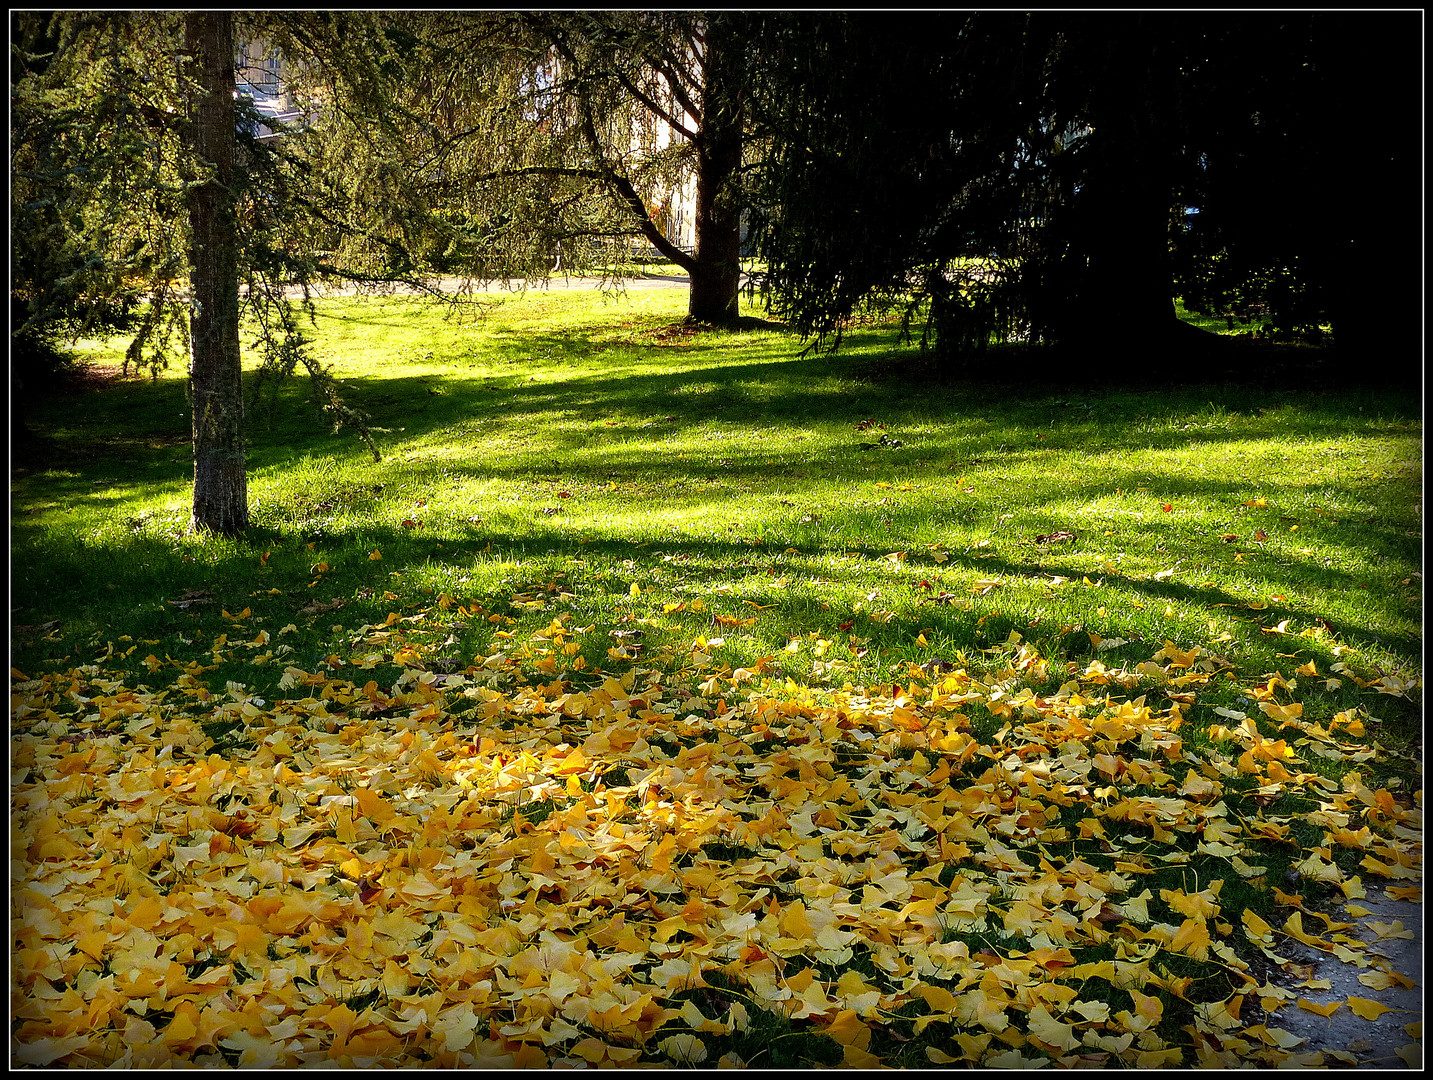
538, 23, 700, 272
575, 106, 697, 272
605, 65, 701, 145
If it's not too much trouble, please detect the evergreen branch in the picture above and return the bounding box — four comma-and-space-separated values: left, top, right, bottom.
463, 165, 608, 185
243, 272, 383, 462
542, 24, 698, 273
635, 34, 705, 128
604, 66, 700, 145
578, 111, 696, 272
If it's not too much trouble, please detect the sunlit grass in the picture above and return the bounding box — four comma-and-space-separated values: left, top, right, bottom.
12, 286, 1422, 770
9, 286, 1422, 1067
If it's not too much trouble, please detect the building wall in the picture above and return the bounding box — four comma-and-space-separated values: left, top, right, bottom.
235, 39, 288, 106
234, 39, 307, 140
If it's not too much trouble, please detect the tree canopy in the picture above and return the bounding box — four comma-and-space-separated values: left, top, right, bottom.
11, 11, 1420, 536
273, 11, 754, 324
10, 13, 393, 405
745, 12, 1423, 383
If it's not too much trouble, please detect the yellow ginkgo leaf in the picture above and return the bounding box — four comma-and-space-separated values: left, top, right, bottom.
1347, 996, 1396, 1020
569, 1038, 610, 1064
433, 1005, 483, 1053
821, 1009, 871, 1050
1247, 1024, 1306, 1049
1026, 1005, 1080, 1053
915, 984, 959, 1013
1136, 1048, 1184, 1068
986, 1049, 1051, 1069
1258, 700, 1303, 723
1116, 988, 1164, 1034
1295, 851, 1344, 884
381, 958, 410, 997
13, 1035, 91, 1067
1161, 886, 1222, 920
1231, 855, 1268, 878
842, 1042, 883, 1068
1048, 995, 1095, 1028
1179, 772, 1222, 799
1281, 910, 1328, 948
1366, 920, 1414, 941
220, 1029, 287, 1068
1242, 908, 1273, 943
1170, 916, 1212, 960
959, 990, 1011, 1033
835, 969, 883, 1015
1358, 969, 1416, 991
1297, 998, 1341, 1018
663, 1033, 710, 1064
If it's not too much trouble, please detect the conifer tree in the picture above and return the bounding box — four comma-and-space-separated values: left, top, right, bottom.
11, 12, 390, 533
279, 11, 755, 326
744, 12, 1421, 383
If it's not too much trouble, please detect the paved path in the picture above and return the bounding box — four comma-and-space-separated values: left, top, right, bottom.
278, 271, 735, 302
1266, 884, 1422, 1067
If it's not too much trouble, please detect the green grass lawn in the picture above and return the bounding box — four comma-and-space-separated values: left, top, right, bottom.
13, 287, 1421, 742
10, 286, 1423, 1067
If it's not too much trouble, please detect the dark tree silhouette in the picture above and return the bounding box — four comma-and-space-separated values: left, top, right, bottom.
183, 12, 249, 535
746, 12, 1422, 385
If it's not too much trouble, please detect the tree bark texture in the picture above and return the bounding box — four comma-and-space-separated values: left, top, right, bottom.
686, 14, 744, 325
1053, 20, 1222, 375
185, 12, 248, 535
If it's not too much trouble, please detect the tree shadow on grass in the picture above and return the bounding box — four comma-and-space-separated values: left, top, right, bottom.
14, 314, 1419, 485
12, 316, 1420, 701
12, 510, 1419, 668
12, 506, 1420, 768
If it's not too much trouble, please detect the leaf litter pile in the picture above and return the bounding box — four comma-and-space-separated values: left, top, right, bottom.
11, 587, 1423, 1069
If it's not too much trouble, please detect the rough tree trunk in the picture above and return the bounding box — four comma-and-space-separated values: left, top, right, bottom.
185, 12, 248, 535
686, 13, 744, 326
1059, 18, 1224, 377
1070, 149, 1191, 357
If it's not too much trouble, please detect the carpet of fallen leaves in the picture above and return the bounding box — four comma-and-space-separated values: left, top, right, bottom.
10, 600, 1423, 1069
